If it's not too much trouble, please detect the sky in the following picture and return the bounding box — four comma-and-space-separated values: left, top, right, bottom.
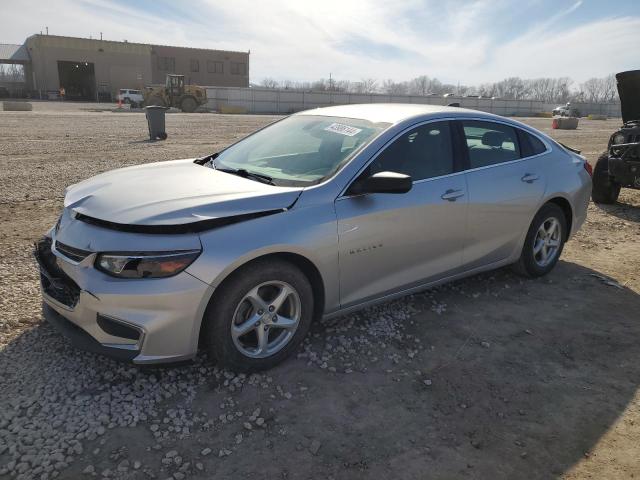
2, 0, 640, 86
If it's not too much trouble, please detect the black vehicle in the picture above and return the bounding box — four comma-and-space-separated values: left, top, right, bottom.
592, 70, 640, 203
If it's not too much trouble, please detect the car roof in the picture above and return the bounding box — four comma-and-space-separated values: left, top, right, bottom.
295, 103, 496, 125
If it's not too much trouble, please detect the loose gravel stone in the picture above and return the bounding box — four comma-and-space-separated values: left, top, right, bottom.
309, 440, 322, 455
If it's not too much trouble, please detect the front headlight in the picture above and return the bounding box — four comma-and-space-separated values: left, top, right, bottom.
613, 133, 626, 145
96, 250, 201, 279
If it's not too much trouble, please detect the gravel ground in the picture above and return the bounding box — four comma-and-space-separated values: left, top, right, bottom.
1, 103, 639, 480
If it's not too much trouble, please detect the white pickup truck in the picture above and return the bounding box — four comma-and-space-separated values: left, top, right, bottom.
117, 89, 144, 106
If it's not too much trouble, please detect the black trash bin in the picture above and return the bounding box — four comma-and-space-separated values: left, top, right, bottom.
145, 105, 169, 140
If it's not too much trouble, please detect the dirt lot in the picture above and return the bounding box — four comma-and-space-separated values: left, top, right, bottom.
0, 102, 639, 480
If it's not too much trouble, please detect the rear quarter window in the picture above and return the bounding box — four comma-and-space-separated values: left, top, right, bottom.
517, 130, 547, 157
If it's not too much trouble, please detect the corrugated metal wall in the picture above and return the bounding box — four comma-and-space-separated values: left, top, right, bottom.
205, 86, 622, 117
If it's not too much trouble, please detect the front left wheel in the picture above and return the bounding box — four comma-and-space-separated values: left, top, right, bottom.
203, 259, 314, 372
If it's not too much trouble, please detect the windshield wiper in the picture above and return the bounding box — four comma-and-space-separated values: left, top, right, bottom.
215, 166, 275, 185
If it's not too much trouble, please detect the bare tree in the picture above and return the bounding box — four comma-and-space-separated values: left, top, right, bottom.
254, 73, 619, 104
353, 78, 378, 94
581, 77, 607, 102
579, 75, 621, 103
260, 77, 280, 89
382, 79, 408, 95
602, 74, 618, 101
409, 76, 429, 96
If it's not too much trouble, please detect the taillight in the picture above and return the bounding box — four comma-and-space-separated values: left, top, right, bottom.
583, 161, 593, 177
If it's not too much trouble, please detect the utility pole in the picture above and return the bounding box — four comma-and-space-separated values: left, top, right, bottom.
329, 72, 332, 91
45, 26, 48, 35
100, 32, 103, 41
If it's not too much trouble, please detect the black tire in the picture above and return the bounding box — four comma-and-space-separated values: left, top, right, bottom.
146, 95, 165, 107
203, 259, 314, 372
513, 203, 567, 278
592, 153, 621, 204
180, 96, 197, 113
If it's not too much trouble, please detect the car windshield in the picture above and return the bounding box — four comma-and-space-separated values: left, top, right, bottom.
212, 115, 390, 186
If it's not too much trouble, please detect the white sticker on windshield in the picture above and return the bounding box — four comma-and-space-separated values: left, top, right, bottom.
324, 123, 362, 137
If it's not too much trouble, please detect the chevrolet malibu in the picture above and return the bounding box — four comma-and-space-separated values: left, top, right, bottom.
36, 104, 592, 371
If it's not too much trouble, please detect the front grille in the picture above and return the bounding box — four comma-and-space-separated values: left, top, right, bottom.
34, 238, 81, 308
55, 241, 92, 263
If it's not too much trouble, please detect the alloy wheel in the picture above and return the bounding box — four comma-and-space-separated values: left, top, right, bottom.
533, 217, 562, 267
231, 281, 301, 359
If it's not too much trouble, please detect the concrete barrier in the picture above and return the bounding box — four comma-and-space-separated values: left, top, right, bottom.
205, 86, 623, 117
552, 117, 579, 130
3, 101, 32, 111
219, 104, 248, 114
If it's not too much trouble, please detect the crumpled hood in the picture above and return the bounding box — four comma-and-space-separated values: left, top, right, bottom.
616, 70, 640, 124
64, 159, 303, 226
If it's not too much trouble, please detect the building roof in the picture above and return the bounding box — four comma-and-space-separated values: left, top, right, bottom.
0, 43, 30, 63
25, 34, 248, 56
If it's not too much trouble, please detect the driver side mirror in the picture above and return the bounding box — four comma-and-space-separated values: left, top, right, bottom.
348, 171, 412, 195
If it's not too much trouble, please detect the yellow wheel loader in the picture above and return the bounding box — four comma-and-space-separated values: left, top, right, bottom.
143, 74, 207, 112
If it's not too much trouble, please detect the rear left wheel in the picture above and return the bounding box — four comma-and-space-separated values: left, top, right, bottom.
513, 203, 567, 278
203, 259, 314, 372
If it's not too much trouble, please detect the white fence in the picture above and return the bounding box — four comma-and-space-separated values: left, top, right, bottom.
205, 86, 622, 118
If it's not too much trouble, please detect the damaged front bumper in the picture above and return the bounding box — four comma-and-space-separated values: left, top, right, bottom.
608, 142, 640, 188
34, 232, 214, 365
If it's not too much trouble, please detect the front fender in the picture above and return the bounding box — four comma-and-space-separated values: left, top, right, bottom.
186, 203, 340, 313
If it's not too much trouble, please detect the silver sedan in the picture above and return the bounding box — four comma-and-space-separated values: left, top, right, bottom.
37, 104, 592, 371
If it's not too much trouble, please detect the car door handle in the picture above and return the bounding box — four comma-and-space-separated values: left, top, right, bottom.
441, 189, 465, 201
521, 173, 540, 183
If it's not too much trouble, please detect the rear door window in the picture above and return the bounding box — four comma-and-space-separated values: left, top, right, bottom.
461, 120, 520, 169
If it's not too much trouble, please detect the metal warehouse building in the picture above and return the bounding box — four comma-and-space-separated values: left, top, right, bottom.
0, 34, 249, 100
